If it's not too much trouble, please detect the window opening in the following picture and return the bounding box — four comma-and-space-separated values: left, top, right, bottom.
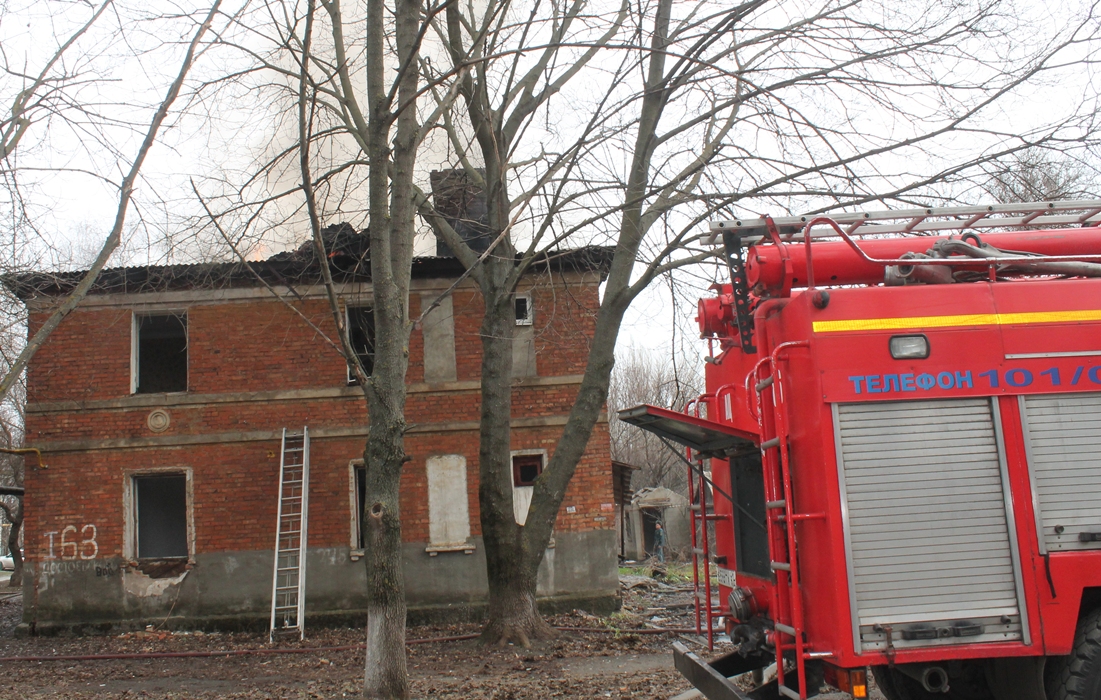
512, 454, 543, 487
134, 474, 188, 559
514, 294, 533, 325
347, 306, 375, 381
354, 464, 367, 549
511, 452, 545, 526
135, 314, 187, 394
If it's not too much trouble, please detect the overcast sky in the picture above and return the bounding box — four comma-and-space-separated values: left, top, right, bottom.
4, 0, 1101, 372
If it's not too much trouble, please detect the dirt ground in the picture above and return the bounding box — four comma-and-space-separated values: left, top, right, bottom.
0, 572, 714, 699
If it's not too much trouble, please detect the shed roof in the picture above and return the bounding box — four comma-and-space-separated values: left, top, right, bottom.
631, 486, 688, 508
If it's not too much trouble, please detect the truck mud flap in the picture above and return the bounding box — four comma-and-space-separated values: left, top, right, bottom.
673, 642, 756, 700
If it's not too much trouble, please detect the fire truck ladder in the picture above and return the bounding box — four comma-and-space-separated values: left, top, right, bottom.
711, 199, 1101, 239
684, 396, 722, 651
751, 342, 823, 700
269, 427, 310, 641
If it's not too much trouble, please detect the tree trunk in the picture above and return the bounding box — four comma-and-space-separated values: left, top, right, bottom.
361, 408, 408, 697
357, 0, 419, 693
521, 296, 629, 560
476, 263, 555, 646
481, 0, 672, 633
481, 563, 552, 647
0, 497, 21, 588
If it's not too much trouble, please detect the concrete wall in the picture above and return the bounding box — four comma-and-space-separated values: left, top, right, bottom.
22, 530, 618, 633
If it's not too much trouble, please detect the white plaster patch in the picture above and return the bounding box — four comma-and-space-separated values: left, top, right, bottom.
123, 568, 188, 597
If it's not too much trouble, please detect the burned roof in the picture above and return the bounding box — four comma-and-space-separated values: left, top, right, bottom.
4, 224, 615, 300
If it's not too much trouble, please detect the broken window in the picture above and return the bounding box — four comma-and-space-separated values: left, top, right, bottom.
354, 464, 367, 549
514, 293, 533, 326
134, 313, 187, 394
134, 473, 188, 559
347, 306, 375, 382
511, 452, 545, 525
512, 454, 543, 487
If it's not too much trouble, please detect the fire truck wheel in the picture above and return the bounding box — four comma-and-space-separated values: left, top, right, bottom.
872, 665, 994, 700
873, 667, 944, 700
1046, 607, 1101, 700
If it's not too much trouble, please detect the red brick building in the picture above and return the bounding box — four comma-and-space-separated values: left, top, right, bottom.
8, 240, 618, 633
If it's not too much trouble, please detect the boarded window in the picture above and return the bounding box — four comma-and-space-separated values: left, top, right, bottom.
347, 306, 375, 380
426, 455, 470, 547
134, 474, 188, 559
421, 293, 457, 383
135, 314, 187, 394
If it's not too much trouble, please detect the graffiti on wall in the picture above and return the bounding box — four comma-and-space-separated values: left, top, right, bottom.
41, 524, 98, 560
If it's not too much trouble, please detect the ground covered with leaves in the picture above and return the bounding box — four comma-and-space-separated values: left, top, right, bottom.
0, 573, 711, 699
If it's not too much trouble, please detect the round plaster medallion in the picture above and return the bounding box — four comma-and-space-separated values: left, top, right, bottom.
147, 409, 171, 433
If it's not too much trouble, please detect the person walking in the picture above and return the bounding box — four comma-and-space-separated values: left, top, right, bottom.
654, 521, 667, 563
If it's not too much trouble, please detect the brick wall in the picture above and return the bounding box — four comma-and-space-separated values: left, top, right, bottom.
28, 307, 133, 402
22, 272, 613, 569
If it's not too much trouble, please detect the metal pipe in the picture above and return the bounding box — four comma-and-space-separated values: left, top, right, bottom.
921, 667, 950, 693
935, 239, 1101, 277
894, 253, 957, 285
0, 447, 45, 470
747, 227, 1101, 293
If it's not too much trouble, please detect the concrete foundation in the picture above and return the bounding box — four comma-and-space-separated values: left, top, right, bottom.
19, 529, 619, 635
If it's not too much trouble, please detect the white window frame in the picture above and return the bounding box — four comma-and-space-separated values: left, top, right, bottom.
124, 466, 194, 562
514, 292, 533, 326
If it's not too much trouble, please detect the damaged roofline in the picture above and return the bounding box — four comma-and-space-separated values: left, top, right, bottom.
3, 242, 615, 301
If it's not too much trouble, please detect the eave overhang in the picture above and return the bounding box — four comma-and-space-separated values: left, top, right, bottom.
617, 404, 757, 458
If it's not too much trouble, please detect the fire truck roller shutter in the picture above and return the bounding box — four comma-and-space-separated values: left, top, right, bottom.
1021, 392, 1101, 552
834, 398, 1029, 653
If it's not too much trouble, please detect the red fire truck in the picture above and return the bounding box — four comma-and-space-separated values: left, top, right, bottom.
619, 201, 1101, 700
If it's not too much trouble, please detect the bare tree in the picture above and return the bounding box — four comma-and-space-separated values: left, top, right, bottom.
190, 0, 449, 694
333, 0, 425, 695
0, 289, 26, 586
0, 468, 24, 588
0, 0, 228, 403
981, 148, 1101, 203
608, 346, 701, 494
416, 0, 1101, 645
181, 0, 1101, 666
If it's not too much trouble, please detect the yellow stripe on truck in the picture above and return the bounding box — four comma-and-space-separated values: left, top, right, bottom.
813, 309, 1101, 333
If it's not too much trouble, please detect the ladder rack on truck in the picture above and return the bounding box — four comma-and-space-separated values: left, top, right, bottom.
620, 201, 1101, 700
711, 199, 1101, 239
